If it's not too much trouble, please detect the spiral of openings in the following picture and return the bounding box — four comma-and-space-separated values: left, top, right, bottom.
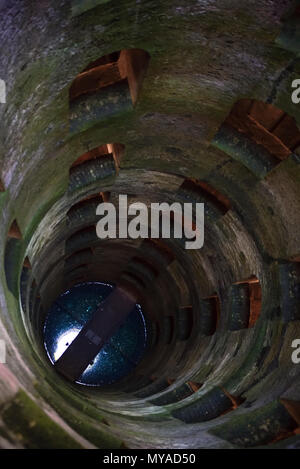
213, 99, 300, 178
2, 8, 300, 449
69, 49, 150, 133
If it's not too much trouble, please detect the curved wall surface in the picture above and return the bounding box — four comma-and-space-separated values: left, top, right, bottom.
0, 0, 299, 449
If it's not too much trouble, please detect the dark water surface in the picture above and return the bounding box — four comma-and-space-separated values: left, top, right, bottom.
44, 282, 147, 386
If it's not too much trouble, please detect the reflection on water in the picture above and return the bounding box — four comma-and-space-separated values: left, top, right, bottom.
53, 328, 81, 362
44, 282, 147, 386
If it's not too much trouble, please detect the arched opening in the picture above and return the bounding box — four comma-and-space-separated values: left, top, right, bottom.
20, 257, 32, 315
212, 99, 300, 178
0, 177, 5, 192
68, 145, 119, 192
7, 219, 22, 240
229, 276, 262, 330
199, 294, 220, 336
178, 178, 231, 222
69, 49, 150, 133
177, 306, 193, 341
5, 220, 23, 292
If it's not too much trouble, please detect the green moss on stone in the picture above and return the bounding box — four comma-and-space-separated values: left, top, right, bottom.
34, 382, 123, 448
209, 400, 297, 448
2, 390, 83, 449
